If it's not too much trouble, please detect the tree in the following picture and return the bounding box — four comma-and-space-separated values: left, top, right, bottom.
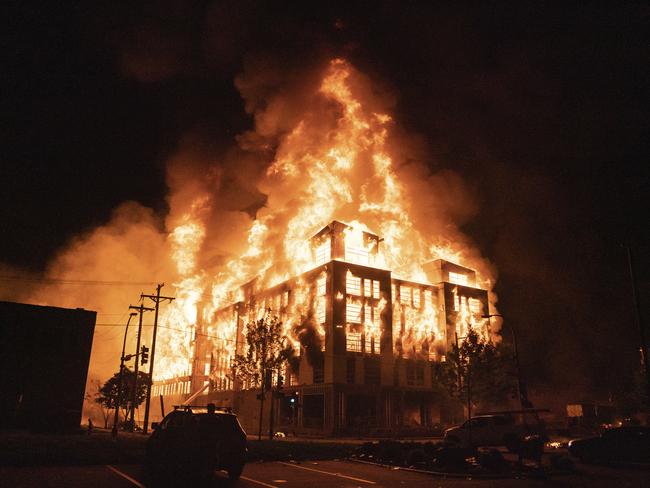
95, 368, 149, 428
435, 328, 515, 413
87, 379, 111, 429
232, 313, 293, 440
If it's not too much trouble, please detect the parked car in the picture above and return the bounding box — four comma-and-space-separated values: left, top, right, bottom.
568, 426, 650, 464
444, 414, 545, 451
146, 404, 247, 483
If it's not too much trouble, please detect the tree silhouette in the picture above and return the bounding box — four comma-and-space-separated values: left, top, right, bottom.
95, 368, 149, 426
232, 313, 292, 389
232, 313, 293, 440
435, 328, 514, 411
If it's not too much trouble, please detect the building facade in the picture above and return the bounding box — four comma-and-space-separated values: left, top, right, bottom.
151, 221, 490, 436
0, 301, 96, 432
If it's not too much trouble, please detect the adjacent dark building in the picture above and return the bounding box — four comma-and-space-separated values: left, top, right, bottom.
0, 301, 96, 432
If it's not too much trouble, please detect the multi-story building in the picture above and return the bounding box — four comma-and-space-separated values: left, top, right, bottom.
151, 221, 489, 436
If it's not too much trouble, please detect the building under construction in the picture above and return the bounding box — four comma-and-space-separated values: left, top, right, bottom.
151, 221, 489, 436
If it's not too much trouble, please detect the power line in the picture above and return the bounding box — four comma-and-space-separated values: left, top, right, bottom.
94, 322, 237, 343
0, 276, 157, 286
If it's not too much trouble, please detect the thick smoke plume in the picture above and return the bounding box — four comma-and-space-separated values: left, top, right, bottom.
9, 58, 498, 399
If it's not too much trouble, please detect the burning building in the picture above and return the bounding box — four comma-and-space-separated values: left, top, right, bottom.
123, 58, 499, 435
151, 220, 490, 435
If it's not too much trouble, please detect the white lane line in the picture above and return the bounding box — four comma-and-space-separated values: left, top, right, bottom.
278, 462, 376, 484
241, 475, 279, 488
105, 465, 146, 488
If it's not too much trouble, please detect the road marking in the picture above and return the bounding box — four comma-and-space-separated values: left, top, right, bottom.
278, 462, 376, 484
105, 465, 146, 488
241, 475, 279, 488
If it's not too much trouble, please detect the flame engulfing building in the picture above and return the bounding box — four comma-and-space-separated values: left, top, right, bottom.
152, 220, 489, 436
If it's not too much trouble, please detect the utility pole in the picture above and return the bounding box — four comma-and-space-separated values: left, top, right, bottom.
625, 244, 650, 406
112, 312, 137, 437
141, 284, 175, 434
128, 302, 154, 430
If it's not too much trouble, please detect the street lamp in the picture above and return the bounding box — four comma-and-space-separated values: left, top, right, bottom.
112, 312, 138, 437
482, 313, 527, 410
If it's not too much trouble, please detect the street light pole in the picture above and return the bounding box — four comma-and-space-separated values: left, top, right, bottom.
112, 312, 137, 437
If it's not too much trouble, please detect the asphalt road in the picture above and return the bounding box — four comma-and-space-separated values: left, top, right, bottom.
1, 459, 649, 488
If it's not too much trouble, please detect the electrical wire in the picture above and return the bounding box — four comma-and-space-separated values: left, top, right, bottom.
0, 276, 157, 286
94, 323, 237, 343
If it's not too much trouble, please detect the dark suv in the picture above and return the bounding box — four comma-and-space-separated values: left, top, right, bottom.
146, 404, 247, 483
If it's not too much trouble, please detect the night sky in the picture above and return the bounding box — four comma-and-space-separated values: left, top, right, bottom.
2, 2, 648, 403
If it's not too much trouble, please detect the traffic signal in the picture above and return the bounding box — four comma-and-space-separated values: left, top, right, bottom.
140, 345, 150, 365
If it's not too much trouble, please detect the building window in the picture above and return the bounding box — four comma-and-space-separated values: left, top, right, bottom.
313, 357, 324, 384
346, 271, 361, 295
364, 357, 381, 385
364, 336, 379, 354
469, 297, 482, 315
346, 300, 362, 323
449, 271, 468, 286
204, 363, 210, 376
346, 357, 356, 384
373, 280, 380, 299
317, 274, 327, 296
424, 289, 432, 307
316, 240, 331, 265
345, 244, 369, 265
406, 362, 425, 386
364, 279, 371, 297
316, 296, 326, 324
400, 285, 411, 305
413, 288, 421, 308
346, 331, 362, 352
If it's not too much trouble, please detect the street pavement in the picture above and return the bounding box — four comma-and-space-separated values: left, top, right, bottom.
1, 459, 649, 487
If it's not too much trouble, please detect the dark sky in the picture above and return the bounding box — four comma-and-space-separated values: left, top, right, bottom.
2, 1, 648, 402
